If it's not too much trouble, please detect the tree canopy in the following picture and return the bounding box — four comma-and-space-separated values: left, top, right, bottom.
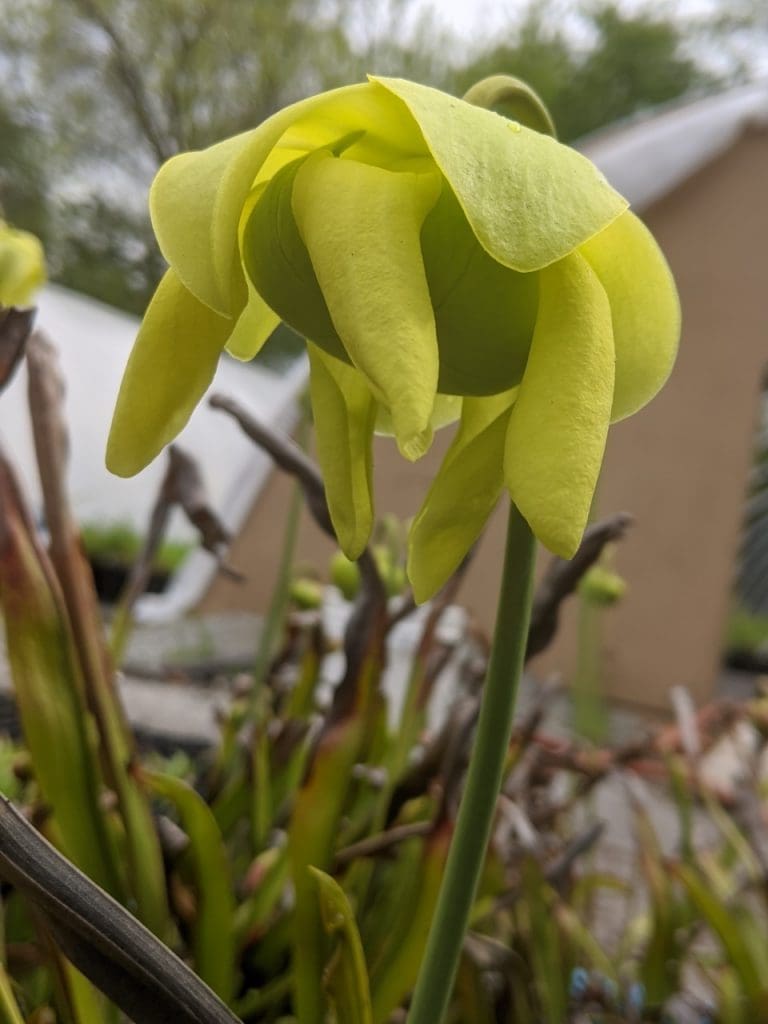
455, 2, 718, 142
0, 0, 751, 316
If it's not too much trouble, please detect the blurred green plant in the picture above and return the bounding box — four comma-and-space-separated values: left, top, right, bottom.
81, 521, 190, 574
725, 604, 768, 654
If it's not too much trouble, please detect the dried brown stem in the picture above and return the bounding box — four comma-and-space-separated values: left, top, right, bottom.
333, 819, 432, 869
209, 391, 388, 723
526, 512, 633, 661
0, 307, 35, 392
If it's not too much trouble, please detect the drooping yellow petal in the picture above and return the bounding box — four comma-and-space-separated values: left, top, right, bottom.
373, 77, 627, 273
0, 222, 45, 307
239, 129, 411, 364
107, 269, 231, 476
579, 211, 680, 421
293, 152, 441, 461
504, 254, 614, 557
308, 344, 376, 559
408, 391, 516, 603
241, 156, 348, 362
224, 181, 281, 360
375, 394, 462, 436
150, 82, 426, 317
224, 287, 281, 361
270, 83, 427, 176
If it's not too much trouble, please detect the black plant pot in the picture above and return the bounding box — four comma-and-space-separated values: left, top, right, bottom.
87, 558, 170, 604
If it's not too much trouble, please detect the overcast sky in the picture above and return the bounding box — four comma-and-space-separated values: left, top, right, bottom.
394, 0, 761, 74
406, 0, 726, 44
413, 0, 512, 39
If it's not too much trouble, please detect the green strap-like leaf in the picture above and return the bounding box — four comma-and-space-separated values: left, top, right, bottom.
106, 269, 232, 476
0, 454, 123, 898
307, 344, 376, 559
579, 210, 680, 421
676, 863, 764, 1002
504, 252, 614, 557
144, 771, 237, 1004
0, 958, 27, 1024
408, 391, 516, 602
293, 152, 441, 461
374, 76, 628, 272
310, 868, 373, 1024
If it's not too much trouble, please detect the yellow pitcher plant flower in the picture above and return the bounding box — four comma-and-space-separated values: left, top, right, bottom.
106, 76, 679, 601
0, 220, 46, 307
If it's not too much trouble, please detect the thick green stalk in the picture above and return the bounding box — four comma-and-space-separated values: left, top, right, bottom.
407, 502, 536, 1024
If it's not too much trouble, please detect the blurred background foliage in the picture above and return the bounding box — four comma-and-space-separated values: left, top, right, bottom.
0, 0, 764, 318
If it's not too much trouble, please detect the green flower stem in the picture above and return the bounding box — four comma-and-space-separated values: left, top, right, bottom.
252, 411, 309, 692
251, 472, 303, 689
0, 961, 25, 1024
407, 501, 536, 1024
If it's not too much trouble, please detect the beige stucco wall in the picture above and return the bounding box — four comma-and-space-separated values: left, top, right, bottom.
200, 128, 768, 711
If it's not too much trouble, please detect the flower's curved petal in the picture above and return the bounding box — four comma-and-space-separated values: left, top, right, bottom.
408, 390, 516, 603
462, 75, 556, 137
0, 222, 45, 306
293, 152, 441, 461
151, 129, 280, 317
150, 83, 426, 317
579, 211, 680, 421
273, 84, 427, 174
375, 394, 462, 436
106, 269, 231, 476
308, 344, 376, 559
241, 156, 348, 361
223, 182, 282, 360
373, 77, 627, 273
422, 182, 538, 395
504, 253, 614, 557
222, 290, 280, 361
242, 132, 404, 360
223, 287, 281, 360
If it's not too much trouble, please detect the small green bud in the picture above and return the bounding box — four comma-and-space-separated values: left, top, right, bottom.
289, 577, 324, 610
578, 565, 627, 607
373, 545, 407, 598
329, 550, 361, 601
